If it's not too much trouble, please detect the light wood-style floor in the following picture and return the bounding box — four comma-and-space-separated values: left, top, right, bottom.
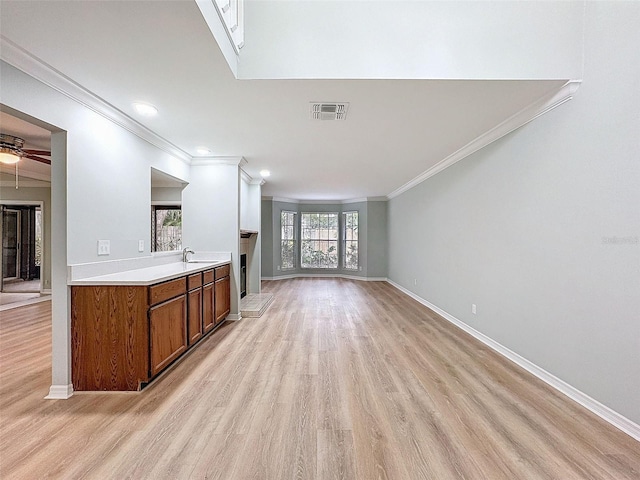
1, 278, 638, 479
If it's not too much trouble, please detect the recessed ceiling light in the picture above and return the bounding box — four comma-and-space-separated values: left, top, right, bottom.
196, 147, 211, 155
260, 170, 271, 178
133, 102, 158, 116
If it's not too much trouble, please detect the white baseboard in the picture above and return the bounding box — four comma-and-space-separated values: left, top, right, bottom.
263, 274, 388, 282
41, 289, 52, 295
226, 313, 242, 321
45, 384, 74, 399
386, 279, 640, 443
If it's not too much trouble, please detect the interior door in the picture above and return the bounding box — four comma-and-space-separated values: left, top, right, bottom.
2, 209, 20, 283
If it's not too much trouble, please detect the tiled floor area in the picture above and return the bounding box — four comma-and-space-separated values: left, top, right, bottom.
0, 293, 50, 311
2, 279, 41, 293
1, 279, 46, 310
240, 292, 274, 318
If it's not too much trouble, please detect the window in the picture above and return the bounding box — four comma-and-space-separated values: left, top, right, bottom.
280, 210, 297, 270
343, 211, 358, 270
152, 205, 182, 252
301, 212, 338, 269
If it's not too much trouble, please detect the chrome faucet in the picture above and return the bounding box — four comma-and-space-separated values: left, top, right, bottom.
182, 247, 195, 263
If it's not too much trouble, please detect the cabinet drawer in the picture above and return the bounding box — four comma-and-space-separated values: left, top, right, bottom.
203, 269, 214, 285
215, 264, 230, 280
149, 277, 186, 306
188, 273, 202, 290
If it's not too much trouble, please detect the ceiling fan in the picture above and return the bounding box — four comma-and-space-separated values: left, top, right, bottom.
0, 133, 51, 165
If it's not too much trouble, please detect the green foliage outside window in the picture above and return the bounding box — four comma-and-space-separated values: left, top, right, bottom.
301, 213, 338, 269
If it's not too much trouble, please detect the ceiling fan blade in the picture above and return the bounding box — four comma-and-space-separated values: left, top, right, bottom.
23, 149, 51, 156
23, 154, 52, 165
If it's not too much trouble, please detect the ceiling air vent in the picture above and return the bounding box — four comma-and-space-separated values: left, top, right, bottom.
310, 102, 349, 121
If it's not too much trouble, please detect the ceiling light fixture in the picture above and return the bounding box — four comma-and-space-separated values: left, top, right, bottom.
260, 170, 271, 178
0, 134, 24, 164
133, 102, 158, 116
196, 147, 211, 155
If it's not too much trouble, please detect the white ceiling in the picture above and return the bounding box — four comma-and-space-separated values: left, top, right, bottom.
0, 111, 51, 182
0, 1, 566, 200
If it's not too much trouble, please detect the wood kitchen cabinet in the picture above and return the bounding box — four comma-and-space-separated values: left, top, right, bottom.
71, 262, 231, 391
150, 294, 187, 376
214, 264, 231, 325
203, 270, 215, 333
71, 285, 149, 391
187, 273, 203, 346
187, 289, 203, 345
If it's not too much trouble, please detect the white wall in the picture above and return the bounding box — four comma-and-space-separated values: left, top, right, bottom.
387, 2, 640, 426
240, 177, 250, 230
0, 63, 190, 264
182, 161, 241, 314
241, 0, 583, 80
247, 183, 261, 293
151, 187, 183, 203
240, 178, 262, 231
246, 182, 261, 232
49, 131, 69, 395
1, 60, 191, 395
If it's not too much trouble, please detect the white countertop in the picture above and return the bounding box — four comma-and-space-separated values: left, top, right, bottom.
69, 260, 230, 286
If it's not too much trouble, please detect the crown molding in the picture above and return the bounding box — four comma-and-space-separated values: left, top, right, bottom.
387, 80, 582, 199
263, 196, 388, 204
266, 196, 299, 204
365, 196, 388, 202
240, 168, 252, 184
298, 199, 346, 205
191, 156, 245, 166
0, 36, 192, 164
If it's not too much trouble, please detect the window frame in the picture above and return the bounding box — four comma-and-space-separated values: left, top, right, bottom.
300, 211, 339, 269
342, 211, 359, 270
280, 210, 297, 270
151, 204, 182, 253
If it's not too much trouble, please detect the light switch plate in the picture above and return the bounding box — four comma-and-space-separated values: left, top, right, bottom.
98, 239, 110, 256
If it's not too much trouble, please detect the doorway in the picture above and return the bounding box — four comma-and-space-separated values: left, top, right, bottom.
1, 204, 42, 294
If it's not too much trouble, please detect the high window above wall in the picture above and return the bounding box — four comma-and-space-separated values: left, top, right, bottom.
214, 0, 244, 52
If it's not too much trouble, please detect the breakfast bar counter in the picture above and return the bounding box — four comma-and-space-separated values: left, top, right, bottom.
70, 258, 232, 391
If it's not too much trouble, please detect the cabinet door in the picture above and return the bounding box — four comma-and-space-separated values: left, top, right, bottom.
149, 295, 187, 376
72, 285, 149, 391
188, 288, 203, 346
215, 276, 231, 324
203, 283, 215, 333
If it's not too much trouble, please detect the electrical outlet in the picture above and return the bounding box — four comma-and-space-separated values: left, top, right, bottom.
97, 240, 110, 256
138, 240, 144, 252
277, 265, 281, 270
472, 304, 477, 315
